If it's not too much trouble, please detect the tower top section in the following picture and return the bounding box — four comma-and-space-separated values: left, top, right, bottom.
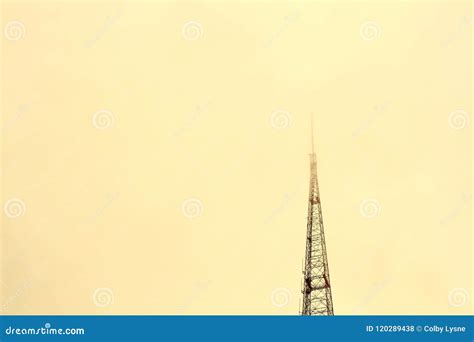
310, 113, 315, 155
310, 113, 317, 166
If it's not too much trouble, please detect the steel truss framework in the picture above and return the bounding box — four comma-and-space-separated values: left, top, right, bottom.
301, 138, 334, 316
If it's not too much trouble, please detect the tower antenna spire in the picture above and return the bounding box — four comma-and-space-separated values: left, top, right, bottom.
311, 113, 315, 155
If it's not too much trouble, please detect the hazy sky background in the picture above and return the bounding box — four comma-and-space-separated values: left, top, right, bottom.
2, 0, 472, 315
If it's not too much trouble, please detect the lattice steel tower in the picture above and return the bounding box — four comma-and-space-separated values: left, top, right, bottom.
301, 119, 334, 316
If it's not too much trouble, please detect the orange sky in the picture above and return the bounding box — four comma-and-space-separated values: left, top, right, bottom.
1, 0, 472, 315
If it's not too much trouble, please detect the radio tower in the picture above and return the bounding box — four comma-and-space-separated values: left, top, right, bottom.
301, 116, 334, 316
